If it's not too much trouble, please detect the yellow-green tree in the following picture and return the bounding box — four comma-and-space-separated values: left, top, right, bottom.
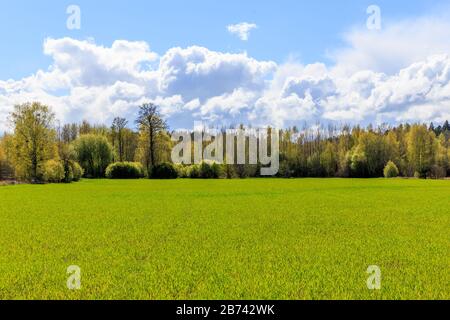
434, 133, 449, 177
0, 134, 15, 180
9, 102, 57, 182
406, 124, 437, 178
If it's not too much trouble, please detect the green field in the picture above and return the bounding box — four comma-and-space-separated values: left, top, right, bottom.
0, 179, 448, 300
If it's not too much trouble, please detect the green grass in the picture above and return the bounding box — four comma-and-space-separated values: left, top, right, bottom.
0, 179, 448, 300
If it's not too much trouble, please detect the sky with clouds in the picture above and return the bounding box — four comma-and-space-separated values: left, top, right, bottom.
1, 0, 450, 132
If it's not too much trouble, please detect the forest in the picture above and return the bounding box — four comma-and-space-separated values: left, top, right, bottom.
0, 101, 449, 182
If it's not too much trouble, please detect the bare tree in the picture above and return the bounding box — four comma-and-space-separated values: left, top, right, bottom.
111, 117, 128, 162
135, 103, 167, 175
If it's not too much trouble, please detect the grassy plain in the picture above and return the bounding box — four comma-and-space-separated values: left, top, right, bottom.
0, 179, 448, 299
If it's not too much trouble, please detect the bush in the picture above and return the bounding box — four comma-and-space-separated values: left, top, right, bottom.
106, 162, 144, 179
199, 161, 222, 179
414, 169, 428, 179
384, 161, 399, 178
188, 164, 201, 179
350, 150, 367, 177
151, 163, 178, 179
210, 163, 223, 179
181, 162, 224, 179
175, 165, 190, 178
43, 160, 65, 183
71, 161, 84, 181
223, 165, 237, 179
63, 162, 74, 183
199, 162, 214, 179
428, 165, 446, 179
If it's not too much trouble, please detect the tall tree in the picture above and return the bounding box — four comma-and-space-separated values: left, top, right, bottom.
9, 102, 57, 182
0, 134, 15, 180
135, 103, 168, 175
111, 117, 128, 162
406, 124, 437, 178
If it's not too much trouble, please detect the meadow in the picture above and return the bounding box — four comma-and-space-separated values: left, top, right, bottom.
0, 179, 448, 300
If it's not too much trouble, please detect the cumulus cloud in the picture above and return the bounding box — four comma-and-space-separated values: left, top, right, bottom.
0, 38, 275, 131
253, 54, 450, 126
44, 37, 159, 87
331, 15, 450, 75
2, 13, 450, 133
227, 22, 258, 41
158, 46, 275, 102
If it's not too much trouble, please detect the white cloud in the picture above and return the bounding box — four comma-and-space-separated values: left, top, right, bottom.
2, 12, 450, 133
271, 54, 450, 126
43, 37, 159, 87
0, 38, 275, 131
227, 22, 258, 41
331, 15, 450, 75
158, 46, 275, 102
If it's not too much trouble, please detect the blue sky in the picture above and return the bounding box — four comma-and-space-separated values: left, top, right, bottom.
0, 0, 442, 80
1, 0, 450, 130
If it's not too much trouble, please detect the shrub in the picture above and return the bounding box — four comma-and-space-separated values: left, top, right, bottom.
63, 163, 74, 183
211, 163, 223, 179
414, 169, 428, 179
151, 163, 178, 179
106, 162, 144, 179
188, 164, 200, 179
223, 164, 237, 179
43, 160, 65, 183
428, 165, 446, 179
198, 161, 223, 179
384, 161, 399, 178
175, 165, 189, 178
350, 149, 367, 177
199, 162, 214, 179
279, 161, 294, 178
71, 161, 84, 181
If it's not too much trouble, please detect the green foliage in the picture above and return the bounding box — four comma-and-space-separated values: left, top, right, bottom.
42, 160, 65, 183
70, 161, 84, 182
6, 101, 450, 181
151, 162, 178, 179
428, 165, 446, 179
9, 102, 57, 182
187, 164, 201, 178
199, 161, 222, 179
0, 179, 448, 299
73, 134, 113, 178
350, 147, 367, 177
199, 162, 214, 179
384, 161, 399, 178
135, 103, 169, 174
0, 136, 14, 180
174, 164, 190, 178
105, 162, 144, 179
64, 162, 74, 182
407, 125, 436, 178
278, 161, 294, 178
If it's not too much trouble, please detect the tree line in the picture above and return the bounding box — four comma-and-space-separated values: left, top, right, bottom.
0, 102, 171, 182
0, 101, 449, 182
276, 122, 449, 179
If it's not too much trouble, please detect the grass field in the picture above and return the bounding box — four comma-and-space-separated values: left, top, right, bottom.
0, 179, 448, 300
